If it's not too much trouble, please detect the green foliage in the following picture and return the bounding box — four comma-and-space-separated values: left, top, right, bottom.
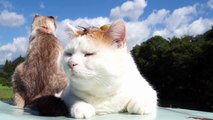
0, 84, 13, 100
131, 27, 213, 112
0, 77, 10, 86
3, 60, 14, 75
0, 56, 25, 87
12, 56, 25, 68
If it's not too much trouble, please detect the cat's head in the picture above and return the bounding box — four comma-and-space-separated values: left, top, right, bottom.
64, 19, 128, 81
31, 14, 56, 35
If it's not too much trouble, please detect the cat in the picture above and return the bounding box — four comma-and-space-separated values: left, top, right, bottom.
62, 19, 158, 119
12, 15, 68, 112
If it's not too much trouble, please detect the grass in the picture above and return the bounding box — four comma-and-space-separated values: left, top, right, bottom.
0, 84, 13, 100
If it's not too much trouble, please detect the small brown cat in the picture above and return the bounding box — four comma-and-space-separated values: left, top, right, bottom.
12, 15, 68, 109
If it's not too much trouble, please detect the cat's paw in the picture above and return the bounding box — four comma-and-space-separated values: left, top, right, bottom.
70, 101, 95, 119
14, 93, 25, 108
127, 96, 157, 115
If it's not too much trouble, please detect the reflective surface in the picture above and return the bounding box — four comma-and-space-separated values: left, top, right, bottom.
0, 101, 212, 120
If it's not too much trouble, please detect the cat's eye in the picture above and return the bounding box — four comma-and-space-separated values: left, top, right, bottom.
65, 52, 73, 57
84, 53, 95, 57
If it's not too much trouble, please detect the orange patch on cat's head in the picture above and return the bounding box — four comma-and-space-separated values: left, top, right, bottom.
67, 19, 126, 48
83, 27, 114, 47
86, 20, 126, 48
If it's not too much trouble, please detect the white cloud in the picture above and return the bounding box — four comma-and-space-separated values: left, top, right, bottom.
110, 0, 147, 21
126, 6, 198, 47
165, 5, 197, 31
144, 9, 169, 26
56, 20, 70, 47
126, 21, 151, 48
208, 0, 213, 9
122, 9, 169, 48
40, 2, 45, 9
151, 5, 213, 38
152, 18, 213, 39
0, 37, 28, 64
188, 18, 213, 35
69, 17, 110, 27
0, 10, 25, 27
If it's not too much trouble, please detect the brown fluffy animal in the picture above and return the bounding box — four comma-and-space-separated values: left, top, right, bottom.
12, 15, 68, 108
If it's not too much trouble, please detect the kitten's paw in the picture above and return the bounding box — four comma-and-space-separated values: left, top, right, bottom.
71, 102, 95, 119
14, 93, 25, 108
127, 97, 157, 115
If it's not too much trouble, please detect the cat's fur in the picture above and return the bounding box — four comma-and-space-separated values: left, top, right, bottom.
62, 19, 158, 119
12, 15, 68, 108
28, 95, 69, 116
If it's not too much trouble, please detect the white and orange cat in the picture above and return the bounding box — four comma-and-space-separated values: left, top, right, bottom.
62, 20, 157, 119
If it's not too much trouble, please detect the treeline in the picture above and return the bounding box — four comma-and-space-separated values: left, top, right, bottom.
0, 56, 24, 86
131, 27, 213, 112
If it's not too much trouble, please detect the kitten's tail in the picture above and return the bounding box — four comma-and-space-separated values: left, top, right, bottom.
28, 96, 70, 116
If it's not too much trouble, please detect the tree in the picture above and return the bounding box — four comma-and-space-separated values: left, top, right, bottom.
131, 27, 213, 111
3, 60, 13, 76
12, 56, 25, 70
0, 56, 25, 86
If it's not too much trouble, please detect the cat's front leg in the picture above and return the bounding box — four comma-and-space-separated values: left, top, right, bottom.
70, 101, 95, 119
126, 93, 157, 115
14, 92, 25, 108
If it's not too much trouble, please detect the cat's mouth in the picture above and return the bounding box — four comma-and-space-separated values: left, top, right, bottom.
70, 69, 79, 77
69, 68, 96, 78
71, 72, 79, 77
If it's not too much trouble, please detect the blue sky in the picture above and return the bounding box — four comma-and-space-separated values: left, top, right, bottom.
0, 0, 213, 64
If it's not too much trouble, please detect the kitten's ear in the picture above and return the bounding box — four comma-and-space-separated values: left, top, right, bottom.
35, 14, 40, 18
105, 19, 126, 48
48, 16, 56, 20
66, 23, 80, 38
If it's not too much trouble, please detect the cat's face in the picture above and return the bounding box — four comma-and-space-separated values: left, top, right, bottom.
64, 20, 127, 81
31, 14, 56, 34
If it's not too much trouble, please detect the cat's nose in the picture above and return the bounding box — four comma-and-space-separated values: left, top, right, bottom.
68, 61, 78, 69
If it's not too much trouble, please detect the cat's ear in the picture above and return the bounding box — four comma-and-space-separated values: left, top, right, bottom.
105, 19, 126, 48
66, 23, 80, 38
34, 14, 40, 18
48, 16, 56, 20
